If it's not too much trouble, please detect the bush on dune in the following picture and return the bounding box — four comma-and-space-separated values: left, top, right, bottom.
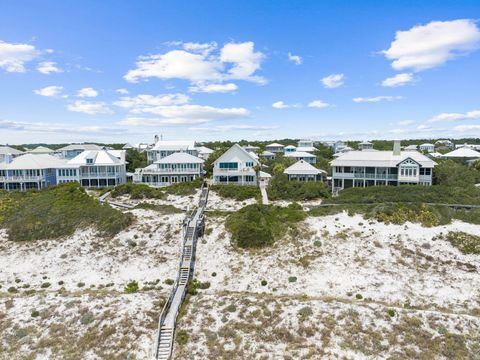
110, 183, 165, 199
267, 174, 330, 201
0, 183, 133, 241
211, 184, 260, 201
225, 203, 306, 248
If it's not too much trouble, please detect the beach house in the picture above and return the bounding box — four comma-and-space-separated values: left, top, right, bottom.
0, 146, 23, 163
265, 143, 285, 154
285, 151, 317, 164
147, 140, 198, 164
213, 144, 261, 185
284, 160, 326, 182
58, 144, 103, 159
330, 141, 436, 191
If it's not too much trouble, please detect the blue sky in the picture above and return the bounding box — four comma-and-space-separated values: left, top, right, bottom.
1, 0, 480, 144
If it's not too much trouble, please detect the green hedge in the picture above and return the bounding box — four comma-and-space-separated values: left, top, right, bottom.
225, 203, 306, 248
326, 185, 480, 205
267, 174, 330, 201
0, 183, 133, 241
210, 184, 260, 201
110, 183, 165, 199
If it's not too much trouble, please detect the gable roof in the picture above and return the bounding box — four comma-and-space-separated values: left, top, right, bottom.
0, 146, 23, 155
156, 152, 204, 164
65, 150, 124, 166
284, 160, 326, 175
443, 148, 480, 158
0, 154, 66, 170
151, 140, 196, 151
58, 144, 103, 151
266, 143, 284, 148
260, 150, 275, 156
28, 146, 54, 154
285, 151, 316, 158
196, 146, 214, 154
284, 145, 297, 149
214, 144, 259, 165
331, 150, 436, 167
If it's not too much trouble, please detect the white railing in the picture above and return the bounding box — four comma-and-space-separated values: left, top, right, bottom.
79, 172, 119, 177
140, 168, 201, 174
0, 175, 42, 181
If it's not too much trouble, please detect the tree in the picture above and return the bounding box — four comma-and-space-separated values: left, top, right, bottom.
433, 160, 479, 187
125, 149, 147, 172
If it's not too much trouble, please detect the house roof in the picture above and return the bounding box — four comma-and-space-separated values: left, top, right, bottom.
285, 151, 316, 158
284, 160, 326, 175
359, 141, 373, 145
443, 148, 480, 158
58, 144, 103, 151
404, 144, 418, 150
259, 171, 272, 178
64, 150, 124, 166
0, 154, 66, 170
196, 146, 214, 154
28, 146, 54, 154
284, 145, 297, 149
266, 143, 284, 148
420, 143, 435, 147
156, 152, 204, 164
214, 143, 259, 165
151, 140, 196, 151
331, 150, 436, 167
0, 146, 23, 155
122, 143, 133, 149
260, 150, 275, 156
296, 146, 317, 153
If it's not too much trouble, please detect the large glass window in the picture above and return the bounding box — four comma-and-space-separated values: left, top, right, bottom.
219, 162, 238, 169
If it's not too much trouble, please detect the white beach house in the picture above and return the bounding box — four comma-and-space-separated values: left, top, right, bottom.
284, 145, 297, 154
358, 141, 373, 150
259, 150, 276, 161
147, 140, 198, 164
0, 146, 23, 163
284, 160, 327, 182
285, 151, 317, 164
0, 154, 66, 191
419, 143, 435, 153
213, 144, 260, 185
243, 144, 260, 153
58, 144, 103, 159
297, 139, 318, 153
57, 150, 127, 187
195, 146, 214, 160
330, 141, 436, 191
265, 143, 285, 154
442, 148, 480, 162
133, 152, 204, 187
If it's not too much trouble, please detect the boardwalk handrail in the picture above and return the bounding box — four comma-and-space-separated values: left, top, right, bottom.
308, 202, 480, 209
153, 182, 209, 359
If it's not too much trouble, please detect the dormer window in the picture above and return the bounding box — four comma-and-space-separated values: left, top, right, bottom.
86, 158, 93, 164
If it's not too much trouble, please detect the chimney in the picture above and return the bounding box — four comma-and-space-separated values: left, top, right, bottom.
393, 140, 401, 156
4, 153, 13, 164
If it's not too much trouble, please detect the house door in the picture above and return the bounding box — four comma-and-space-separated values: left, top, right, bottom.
171, 176, 178, 183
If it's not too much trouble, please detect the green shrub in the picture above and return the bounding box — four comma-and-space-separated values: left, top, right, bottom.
225, 304, 237, 313
268, 174, 330, 201
124, 280, 139, 294
288, 276, 297, 283
164, 178, 203, 196
7, 287, 18, 293
31, 309, 40, 318
356, 294, 363, 300
261, 280, 268, 286
176, 330, 189, 346
387, 309, 396, 317
80, 312, 95, 325
110, 183, 165, 199
134, 203, 183, 214
443, 232, 480, 254
313, 240, 322, 247
297, 306, 313, 320
225, 203, 306, 248
164, 279, 174, 285
187, 279, 210, 295
210, 184, 260, 201
211, 272, 217, 277
58, 281, 64, 286
0, 183, 133, 242
77, 282, 85, 288
40, 282, 51, 288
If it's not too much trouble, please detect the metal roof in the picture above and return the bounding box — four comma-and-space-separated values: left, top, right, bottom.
58, 144, 103, 151
0, 154, 66, 170
331, 150, 436, 167
64, 150, 124, 166
285, 151, 316, 158
155, 152, 204, 164
0, 146, 23, 155
151, 140, 196, 151
443, 148, 480, 158
284, 160, 326, 175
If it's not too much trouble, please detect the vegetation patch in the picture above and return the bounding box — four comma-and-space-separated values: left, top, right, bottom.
441, 231, 480, 254
134, 203, 184, 214
267, 174, 330, 201
110, 183, 165, 199
211, 184, 260, 201
164, 178, 203, 196
0, 183, 133, 241
225, 203, 307, 248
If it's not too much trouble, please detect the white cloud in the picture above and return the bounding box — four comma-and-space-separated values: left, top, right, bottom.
125, 41, 266, 87
272, 101, 301, 109
189, 124, 279, 132
116, 88, 129, 94
417, 124, 431, 130
288, 52, 302, 65
0, 40, 38, 72
382, 19, 480, 72
0, 118, 124, 135
453, 124, 480, 132
67, 100, 112, 115
397, 119, 415, 126
353, 95, 402, 103
114, 93, 190, 111
308, 100, 330, 108
381, 73, 414, 87
189, 82, 238, 93
77, 87, 98, 98
34, 85, 64, 97
321, 73, 344, 88
37, 61, 62, 74
428, 109, 480, 122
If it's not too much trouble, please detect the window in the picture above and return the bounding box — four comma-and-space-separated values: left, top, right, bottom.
245, 161, 254, 167
245, 175, 254, 182
86, 158, 93, 164
219, 162, 238, 169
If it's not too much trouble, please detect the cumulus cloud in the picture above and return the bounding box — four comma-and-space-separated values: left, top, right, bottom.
189, 124, 279, 133
77, 87, 98, 98
116, 88, 129, 94
453, 124, 480, 132
114, 93, 190, 111
381, 73, 414, 87
34, 85, 64, 97
382, 19, 480, 71
124, 41, 266, 89
397, 119, 415, 126
428, 109, 480, 122
67, 100, 113, 115
321, 73, 344, 88
353, 95, 403, 103
272, 101, 301, 109
37, 61, 63, 74
288, 52, 302, 65
189, 82, 238, 93
0, 40, 38, 72
308, 100, 330, 108
0, 118, 124, 135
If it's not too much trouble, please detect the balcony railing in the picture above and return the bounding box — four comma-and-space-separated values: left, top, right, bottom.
79, 172, 119, 177
215, 168, 255, 173
0, 175, 43, 182
333, 172, 398, 180
138, 168, 201, 174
